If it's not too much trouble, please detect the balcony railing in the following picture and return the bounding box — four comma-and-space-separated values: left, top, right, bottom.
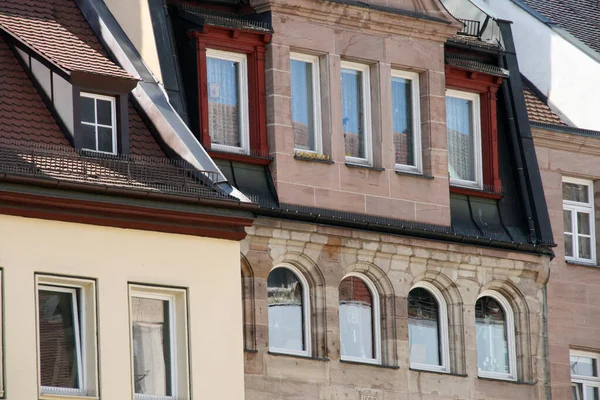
458, 18, 481, 37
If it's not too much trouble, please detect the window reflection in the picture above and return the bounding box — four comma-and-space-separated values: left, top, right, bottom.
339, 276, 374, 360
408, 288, 440, 366
476, 296, 509, 374
268, 268, 305, 352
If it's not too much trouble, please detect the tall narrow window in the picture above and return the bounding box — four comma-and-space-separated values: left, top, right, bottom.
408, 283, 449, 372
341, 61, 372, 165
571, 351, 600, 400
446, 89, 482, 189
563, 177, 596, 264
129, 285, 189, 400
339, 274, 380, 364
36, 275, 98, 397
80, 93, 117, 154
291, 53, 322, 154
475, 292, 516, 380
267, 266, 310, 356
206, 49, 249, 154
392, 70, 421, 173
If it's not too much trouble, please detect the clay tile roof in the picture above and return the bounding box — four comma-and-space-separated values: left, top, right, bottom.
0, 0, 134, 80
522, 80, 566, 126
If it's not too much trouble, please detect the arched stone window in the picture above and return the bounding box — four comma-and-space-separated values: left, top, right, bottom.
267, 265, 311, 356
408, 282, 450, 372
339, 273, 381, 364
475, 291, 517, 380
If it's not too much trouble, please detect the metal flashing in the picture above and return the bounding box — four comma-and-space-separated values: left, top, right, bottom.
530, 122, 600, 139
446, 55, 509, 77
174, 5, 273, 33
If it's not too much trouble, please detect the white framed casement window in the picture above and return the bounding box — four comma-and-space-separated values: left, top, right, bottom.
290, 52, 322, 155
129, 284, 189, 400
391, 70, 422, 174
341, 61, 372, 166
267, 264, 311, 357
571, 350, 600, 400
408, 281, 450, 373
338, 273, 381, 365
563, 177, 596, 264
80, 92, 117, 154
446, 89, 483, 189
475, 290, 517, 381
35, 275, 98, 398
206, 49, 250, 154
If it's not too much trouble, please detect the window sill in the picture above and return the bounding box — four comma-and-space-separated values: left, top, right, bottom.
268, 350, 329, 361
565, 260, 598, 268
40, 395, 99, 400
340, 359, 398, 369
477, 375, 534, 385
450, 185, 504, 200
208, 150, 272, 166
395, 170, 434, 180
294, 154, 334, 164
345, 163, 384, 171
409, 367, 467, 377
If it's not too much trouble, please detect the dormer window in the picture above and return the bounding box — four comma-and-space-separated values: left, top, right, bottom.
80, 93, 117, 154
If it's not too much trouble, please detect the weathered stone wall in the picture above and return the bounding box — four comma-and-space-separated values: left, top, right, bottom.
242, 217, 551, 400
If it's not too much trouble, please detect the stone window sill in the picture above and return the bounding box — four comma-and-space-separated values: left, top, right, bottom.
339, 359, 399, 369
267, 351, 329, 362
566, 260, 598, 268
395, 170, 434, 180
294, 154, 334, 164
345, 163, 384, 171
409, 367, 467, 377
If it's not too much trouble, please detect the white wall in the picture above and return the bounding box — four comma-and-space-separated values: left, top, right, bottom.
0, 214, 245, 400
483, 0, 600, 131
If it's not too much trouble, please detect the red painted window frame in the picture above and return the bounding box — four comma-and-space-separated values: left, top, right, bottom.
191, 26, 271, 163
445, 65, 503, 196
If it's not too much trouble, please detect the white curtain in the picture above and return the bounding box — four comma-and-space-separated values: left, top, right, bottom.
207, 57, 241, 148
392, 77, 413, 166
291, 59, 315, 151
341, 69, 364, 159
339, 303, 373, 359
446, 96, 475, 182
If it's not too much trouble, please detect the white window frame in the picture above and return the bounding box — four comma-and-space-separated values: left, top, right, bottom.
341, 61, 372, 166
205, 48, 250, 155
80, 92, 118, 155
129, 284, 189, 400
267, 264, 312, 357
408, 281, 450, 373
571, 350, 600, 400
35, 275, 98, 399
563, 177, 596, 265
391, 69, 422, 174
445, 89, 483, 190
476, 290, 517, 381
290, 52, 323, 155
339, 272, 381, 365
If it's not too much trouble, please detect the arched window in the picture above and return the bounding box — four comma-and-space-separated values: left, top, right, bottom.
475, 291, 517, 380
408, 282, 450, 372
339, 274, 381, 364
267, 265, 310, 356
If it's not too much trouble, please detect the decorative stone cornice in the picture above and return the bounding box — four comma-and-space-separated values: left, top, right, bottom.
532, 127, 600, 156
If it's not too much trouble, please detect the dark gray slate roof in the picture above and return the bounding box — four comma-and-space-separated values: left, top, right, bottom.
518, 0, 600, 54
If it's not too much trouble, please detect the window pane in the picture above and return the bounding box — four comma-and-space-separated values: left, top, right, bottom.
563, 182, 589, 203
132, 297, 171, 396
38, 289, 80, 389
571, 355, 597, 377
577, 212, 591, 235
267, 268, 305, 352
392, 77, 414, 166
96, 100, 112, 126
446, 96, 475, 182
573, 383, 583, 400
587, 386, 600, 400
476, 296, 509, 374
408, 288, 440, 366
98, 127, 113, 153
291, 59, 316, 152
565, 234, 574, 257
564, 210, 573, 234
579, 236, 592, 260
342, 68, 365, 159
207, 57, 241, 148
339, 277, 373, 359
81, 97, 95, 124
81, 124, 96, 151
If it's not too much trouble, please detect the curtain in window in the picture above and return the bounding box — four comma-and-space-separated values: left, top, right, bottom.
342, 69, 365, 159
392, 77, 414, 166
446, 96, 475, 182
408, 288, 440, 366
207, 57, 241, 148
339, 277, 373, 359
291, 60, 315, 151
268, 268, 305, 352
475, 297, 509, 374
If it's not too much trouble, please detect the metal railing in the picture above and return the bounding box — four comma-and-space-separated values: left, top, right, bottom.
458, 18, 481, 37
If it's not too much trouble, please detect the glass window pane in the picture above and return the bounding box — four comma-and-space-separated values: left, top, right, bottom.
573, 383, 582, 400
476, 296, 509, 374
578, 212, 591, 235
392, 77, 414, 166
339, 276, 374, 359
81, 97, 95, 124
579, 236, 592, 260
342, 68, 365, 159
586, 386, 599, 400
96, 100, 112, 126
563, 182, 590, 203
38, 289, 80, 389
267, 268, 305, 352
81, 124, 96, 151
291, 59, 316, 152
408, 288, 440, 366
571, 355, 597, 377
132, 297, 171, 396
564, 210, 573, 234
98, 127, 113, 153
207, 57, 241, 148
565, 234, 574, 257
446, 96, 475, 182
